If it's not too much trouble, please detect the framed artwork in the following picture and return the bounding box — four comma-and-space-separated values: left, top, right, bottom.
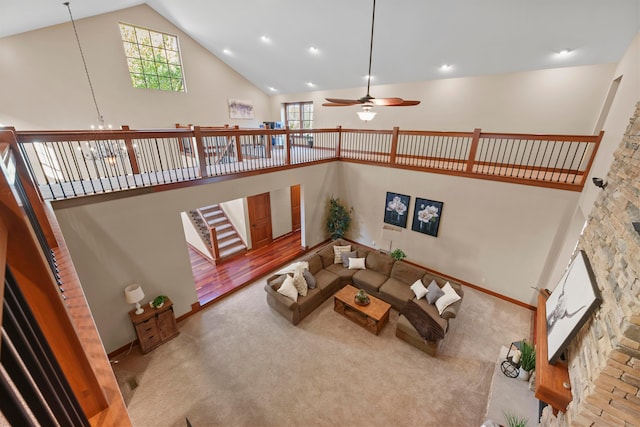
546, 250, 602, 364
228, 99, 254, 119
383, 192, 410, 228
411, 198, 443, 237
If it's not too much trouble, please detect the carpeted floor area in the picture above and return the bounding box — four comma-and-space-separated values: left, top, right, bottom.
112, 276, 533, 427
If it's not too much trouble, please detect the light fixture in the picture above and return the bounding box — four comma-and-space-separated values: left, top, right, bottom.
306, 81, 315, 87
260, 35, 270, 42
124, 283, 145, 315
592, 177, 607, 189
223, 48, 232, 55
357, 103, 377, 122
64, 2, 108, 130
268, 86, 277, 92
558, 48, 572, 56
309, 46, 319, 53
440, 64, 452, 71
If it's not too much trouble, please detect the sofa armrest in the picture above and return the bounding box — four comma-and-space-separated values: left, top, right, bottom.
441, 286, 464, 320
264, 282, 299, 310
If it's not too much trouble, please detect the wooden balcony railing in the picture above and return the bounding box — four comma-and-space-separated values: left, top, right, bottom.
6, 125, 603, 201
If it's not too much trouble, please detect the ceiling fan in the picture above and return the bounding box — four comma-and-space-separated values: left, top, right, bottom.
323, 0, 420, 120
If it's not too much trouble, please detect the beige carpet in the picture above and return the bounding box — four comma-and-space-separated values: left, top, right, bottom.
112, 277, 533, 427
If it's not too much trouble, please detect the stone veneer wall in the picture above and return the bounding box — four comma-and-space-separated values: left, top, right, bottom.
542, 103, 640, 426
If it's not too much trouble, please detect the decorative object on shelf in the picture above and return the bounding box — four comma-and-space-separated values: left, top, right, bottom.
322, 0, 420, 121
518, 339, 536, 381
411, 197, 443, 237
354, 289, 370, 306
390, 248, 406, 261
150, 295, 167, 309
124, 283, 145, 315
383, 192, 410, 228
546, 250, 602, 363
326, 196, 352, 240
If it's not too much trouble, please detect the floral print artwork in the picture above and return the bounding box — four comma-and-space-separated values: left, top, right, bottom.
411, 198, 443, 237
383, 192, 410, 228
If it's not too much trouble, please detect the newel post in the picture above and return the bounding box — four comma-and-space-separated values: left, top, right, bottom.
193, 126, 208, 178
285, 129, 292, 165
120, 125, 140, 175
466, 128, 482, 173
389, 126, 400, 165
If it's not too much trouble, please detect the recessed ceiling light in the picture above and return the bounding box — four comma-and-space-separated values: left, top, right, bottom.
309, 46, 319, 54
557, 49, 573, 57
261, 35, 270, 42
306, 81, 316, 87
223, 48, 232, 55
268, 86, 277, 92
440, 64, 452, 71
365, 74, 373, 81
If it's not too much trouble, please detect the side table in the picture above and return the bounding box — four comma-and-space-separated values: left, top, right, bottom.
128, 297, 179, 353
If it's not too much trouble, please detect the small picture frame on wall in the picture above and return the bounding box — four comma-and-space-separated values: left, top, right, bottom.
411, 198, 443, 237
383, 192, 410, 228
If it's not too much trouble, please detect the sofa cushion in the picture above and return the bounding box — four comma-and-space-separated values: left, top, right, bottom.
296, 287, 324, 314
365, 251, 395, 276
341, 250, 357, 267
348, 257, 366, 270
318, 245, 336, 268
303, 269, 316, 289
324, 262, 359, 280
410, 279, 428, 299
379, 277, 416, 308
390, 261, 426, 285
353, 269, 388, 292
277, 275, 298, 301
426, 280, 444, 304
306, 254, 323, 275
435, 282, 462, 315
314, 269, 341, 297
333, 245, 352, 263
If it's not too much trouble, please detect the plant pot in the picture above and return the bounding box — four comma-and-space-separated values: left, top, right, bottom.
517, 368, 530, 381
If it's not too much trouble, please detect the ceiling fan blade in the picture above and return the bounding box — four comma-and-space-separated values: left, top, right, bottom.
325, 98, 362, 105
322, 103, 354, 107
370, 97, 404, 106
388, 100, 421, 106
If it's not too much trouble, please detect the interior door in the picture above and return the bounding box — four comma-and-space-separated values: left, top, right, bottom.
291, 185, 301, 232
247, 192, 273, 249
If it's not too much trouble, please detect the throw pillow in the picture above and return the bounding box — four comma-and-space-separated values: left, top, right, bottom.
348, 257, 366, 270
426, 280, 444, 304
341, 250, 358, 267
303, 269, 316, 289
277, 275, 298, 302
274, 261, 309, 276
292, 265, 308, 296
435, 282, 462, 315
333, 245, 352, 263
410, 279, 428, 299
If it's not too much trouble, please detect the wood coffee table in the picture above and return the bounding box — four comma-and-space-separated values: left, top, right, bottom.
334, 285, 391, 335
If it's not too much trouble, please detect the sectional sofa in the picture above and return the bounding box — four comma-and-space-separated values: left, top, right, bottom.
264, 239, 464, 356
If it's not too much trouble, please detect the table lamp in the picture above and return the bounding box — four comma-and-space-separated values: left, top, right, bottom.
124, 283, 145, 315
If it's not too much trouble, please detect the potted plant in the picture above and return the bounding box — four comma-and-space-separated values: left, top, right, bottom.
326, 196, 352, 240
390, 248, 406, 261
518, 339, 536, 381
504, 412, 528, 427
354, 289, 369, 305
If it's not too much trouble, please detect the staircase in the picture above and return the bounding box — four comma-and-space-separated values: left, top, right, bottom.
190, 204, 247, 264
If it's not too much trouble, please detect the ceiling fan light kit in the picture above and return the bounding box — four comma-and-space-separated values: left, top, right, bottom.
323, 0, 420, 121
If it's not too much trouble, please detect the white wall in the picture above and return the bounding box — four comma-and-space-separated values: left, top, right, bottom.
52, 162, 339, 353
270, 64, 614, 134
339, 162, 580, 305
269, 187, 293, 239
220, 198, 248, 246
0, 4, 271, 129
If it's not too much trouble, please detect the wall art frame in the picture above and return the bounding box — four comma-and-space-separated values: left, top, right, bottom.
383, 192, 410, 228
411, 198, 443, 237
546, 250, 602, 364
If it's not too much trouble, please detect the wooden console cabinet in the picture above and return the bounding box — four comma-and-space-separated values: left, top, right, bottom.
129, 297, 179, 353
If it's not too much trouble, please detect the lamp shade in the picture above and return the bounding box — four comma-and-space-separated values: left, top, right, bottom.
357, 110, 377, 121
124, 284, 145, 304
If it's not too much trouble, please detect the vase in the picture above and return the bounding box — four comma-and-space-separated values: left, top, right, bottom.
517, 368, 530, 381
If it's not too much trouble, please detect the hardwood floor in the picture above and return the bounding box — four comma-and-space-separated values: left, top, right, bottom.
189, 231, 305, 307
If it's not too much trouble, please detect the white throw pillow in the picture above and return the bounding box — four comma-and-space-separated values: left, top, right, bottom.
410, 279, 428, 299
292, 265, 308, 296
348, 257, 366, 270
277, 275, 298, 302
333, 245, 352, 263
435, 282, 461, 315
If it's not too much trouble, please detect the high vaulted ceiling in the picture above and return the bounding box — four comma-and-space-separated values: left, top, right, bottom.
1, 0, 639, 95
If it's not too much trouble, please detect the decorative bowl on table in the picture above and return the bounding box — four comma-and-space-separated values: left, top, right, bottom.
354, 289, 370, 306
